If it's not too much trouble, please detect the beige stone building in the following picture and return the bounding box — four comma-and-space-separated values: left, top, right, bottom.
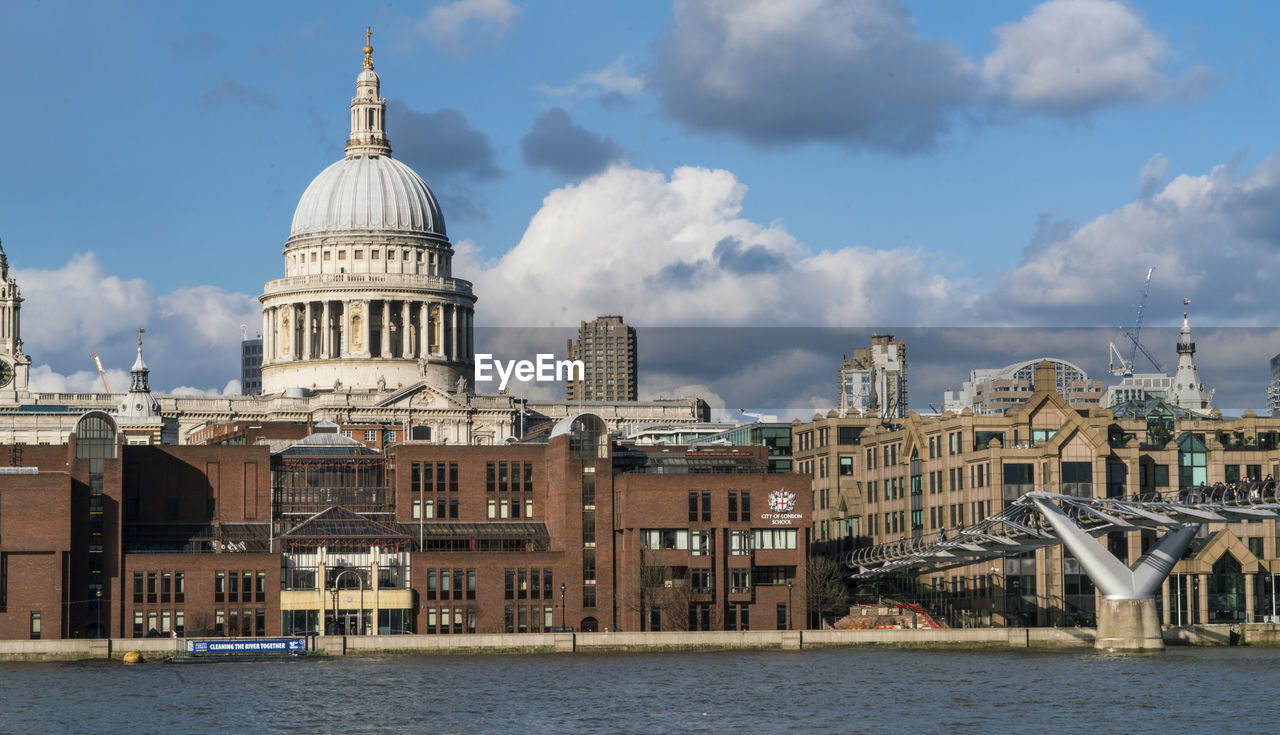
0, 35, 706, 447
796, 361, 1280, 627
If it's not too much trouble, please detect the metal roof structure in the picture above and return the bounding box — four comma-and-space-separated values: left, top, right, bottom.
280, 506, 408, 547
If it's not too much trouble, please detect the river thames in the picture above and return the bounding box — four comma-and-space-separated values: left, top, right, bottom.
0, 647, 1272, 734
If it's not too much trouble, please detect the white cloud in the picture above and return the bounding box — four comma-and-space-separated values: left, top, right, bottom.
985, 155, 1280, 328
1139, 152, 1170, 197
579, 57, 644, 95
465, 164, 969, 329
418, 0, 521, 58
983, 0, 1168, 113
168, 379, 243, 397
16, 252, 155, 358
27, 365, 130, 394
15, 254, 259, 395
539, 57, 645, 98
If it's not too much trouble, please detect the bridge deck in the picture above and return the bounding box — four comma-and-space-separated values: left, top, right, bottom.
843, 483, 1280, 580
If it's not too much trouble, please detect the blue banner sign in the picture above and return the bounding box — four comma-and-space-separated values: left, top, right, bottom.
187, 638, 306, 655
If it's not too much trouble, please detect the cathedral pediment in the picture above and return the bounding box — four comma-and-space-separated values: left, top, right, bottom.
376, 381, 468, 410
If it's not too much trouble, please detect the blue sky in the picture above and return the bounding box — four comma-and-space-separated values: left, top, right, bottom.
2, 0, 1279, 411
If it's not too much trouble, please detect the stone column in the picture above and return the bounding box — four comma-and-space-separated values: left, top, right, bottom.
340, 300, 351, 358
363, 299, 373, 358
381, 300, 391, 358
1160, 578, 1171, 626
419, 302, 429, 359
433, 303, 442, 356
261, 308, 271, 366
1184, 574, 1193, 625
464, 308, 473, 363
304, 302, 314, 360
451, 304, 459, 361
1197, 573, 1209, 623
1246, 573, 1256, 622
321, 301, 331, 358
402, 300, 412, 357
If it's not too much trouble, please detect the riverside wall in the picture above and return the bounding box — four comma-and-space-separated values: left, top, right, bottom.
3, 624, 1277, 660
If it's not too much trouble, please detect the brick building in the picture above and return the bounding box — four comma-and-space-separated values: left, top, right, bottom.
0, 411, 807, 639
797, 360, 1280, 627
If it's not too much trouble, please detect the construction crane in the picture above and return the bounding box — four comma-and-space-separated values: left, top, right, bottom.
89, 353, 111, 393
1108, 267, 1164, 377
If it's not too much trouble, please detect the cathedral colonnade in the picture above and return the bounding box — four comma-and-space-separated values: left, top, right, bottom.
262, 298, 473, 364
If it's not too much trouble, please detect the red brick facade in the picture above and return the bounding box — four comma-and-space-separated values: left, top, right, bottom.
0, 413, 808, 639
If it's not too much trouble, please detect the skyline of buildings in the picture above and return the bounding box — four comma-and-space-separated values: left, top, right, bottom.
798, 359, 1280, 628
6, 4, 1280, 418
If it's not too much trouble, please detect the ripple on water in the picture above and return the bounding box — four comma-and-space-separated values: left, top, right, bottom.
0, 647, 1274, 734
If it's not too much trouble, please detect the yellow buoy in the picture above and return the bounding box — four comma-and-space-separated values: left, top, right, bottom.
122, 650, 143, 664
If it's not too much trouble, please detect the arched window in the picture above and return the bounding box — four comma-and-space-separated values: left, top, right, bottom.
75, 412, 117, 460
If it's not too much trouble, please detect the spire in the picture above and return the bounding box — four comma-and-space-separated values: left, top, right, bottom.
346, 27, 391, 157
131, 328, 149, 390
1169, 298, 1211, 411
118, 327, 162, 426
0, 238, 7, 281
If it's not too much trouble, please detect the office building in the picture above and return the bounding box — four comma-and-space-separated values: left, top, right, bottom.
566, 315, 638, 402
796, 361, 1279, 627
837, 334, 906, 418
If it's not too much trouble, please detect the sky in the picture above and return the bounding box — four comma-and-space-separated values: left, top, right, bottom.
2, 0, 1280, 413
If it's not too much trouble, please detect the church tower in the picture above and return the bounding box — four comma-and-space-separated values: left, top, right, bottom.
116, 330, 168, 444
1169, 298, 1212, 411
0, 239, 32, 400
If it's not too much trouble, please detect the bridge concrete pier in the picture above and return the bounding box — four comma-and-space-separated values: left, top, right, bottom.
1096, 598, 1164, 651
1032, 497, 1201, 652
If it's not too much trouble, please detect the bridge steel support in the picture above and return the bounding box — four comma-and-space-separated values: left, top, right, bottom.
1032, 498, 1200, 652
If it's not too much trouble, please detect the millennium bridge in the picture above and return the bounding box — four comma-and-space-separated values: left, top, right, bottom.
842, 484, 1280, 650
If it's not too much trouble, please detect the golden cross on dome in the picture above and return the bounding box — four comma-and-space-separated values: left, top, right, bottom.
138, 328, 146, 347
363, 27, 374, 69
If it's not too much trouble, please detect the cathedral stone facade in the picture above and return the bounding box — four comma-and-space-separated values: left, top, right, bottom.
0, 33, 705, 446
261, 33, 475, 397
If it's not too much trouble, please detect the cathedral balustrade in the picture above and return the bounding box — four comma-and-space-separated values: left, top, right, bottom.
262, 273, 473, 295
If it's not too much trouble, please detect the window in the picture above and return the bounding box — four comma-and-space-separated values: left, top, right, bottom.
728, 492, 738, 522
741, 492, 750, 518
133, 572, 143, 604
689, 568, 711, 592
730, 530, 751, 555
690, 530, 711, 556
642, 529, 688, 550
688, 492, 698, 522
30, 611, 41, 640
840, 456, 853, 476
701, 492, 711, 522
750, 529, 797, 550
729, 568, 750, 593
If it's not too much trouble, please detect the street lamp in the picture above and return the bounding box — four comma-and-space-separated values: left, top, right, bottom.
560, 583, 567, 630
95, 590, 102, 639
786, 580, 793, 630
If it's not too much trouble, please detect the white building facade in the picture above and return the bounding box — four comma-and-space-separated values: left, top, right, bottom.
260, 33, 475, 397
